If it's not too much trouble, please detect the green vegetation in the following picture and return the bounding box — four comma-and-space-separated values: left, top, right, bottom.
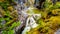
26, 0, 60, 34
0, 0, 60, 34
0, 0, 20, 34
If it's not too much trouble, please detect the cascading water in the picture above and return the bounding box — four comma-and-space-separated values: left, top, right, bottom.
14, 0, 42, 34
14, 0, 60, 34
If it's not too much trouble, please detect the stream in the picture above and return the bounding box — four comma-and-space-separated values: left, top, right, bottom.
15, 0, 60, 34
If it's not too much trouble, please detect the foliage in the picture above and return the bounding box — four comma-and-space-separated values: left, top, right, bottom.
0, 0, 21, 34
26, 0, 60, 34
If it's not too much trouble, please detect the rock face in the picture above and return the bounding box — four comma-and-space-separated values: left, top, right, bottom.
55, 29, 60, 34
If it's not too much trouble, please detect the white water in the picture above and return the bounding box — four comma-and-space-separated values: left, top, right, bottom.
21, 7, 41, 34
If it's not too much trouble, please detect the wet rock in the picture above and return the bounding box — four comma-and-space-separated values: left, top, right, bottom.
55, 29, 60, 34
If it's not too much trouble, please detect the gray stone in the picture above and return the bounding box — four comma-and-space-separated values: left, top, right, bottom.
55, 29, 60, 34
